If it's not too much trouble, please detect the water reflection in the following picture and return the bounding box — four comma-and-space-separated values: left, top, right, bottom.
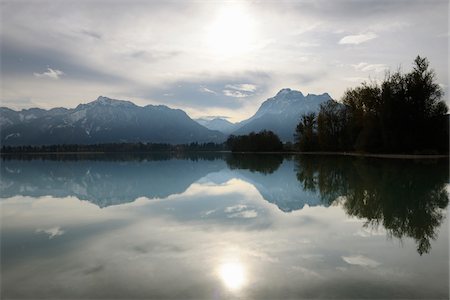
294, 155, 449, 254
226, 153, 283, 174
1, 154, 320, 211
1, 155, 226, 207
0, 153, 449, 298
1, 154, 448, 255
218, 261, 246, 291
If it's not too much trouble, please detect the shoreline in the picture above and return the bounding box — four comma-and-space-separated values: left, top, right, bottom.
0, 150, 448, 159
291, 151, 450, 159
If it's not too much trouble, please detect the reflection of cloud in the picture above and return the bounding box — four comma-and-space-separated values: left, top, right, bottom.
36, 226, 65, 239
83, 265, 104, 275
291, 266, 322, 278
354, 227, 386, 238
229, 210, 258, 219
339, 32, 377, 45
224, 204, 258, 218
245, 249, 278, 263
224, 204, 248, 213
342, 255, 380, 267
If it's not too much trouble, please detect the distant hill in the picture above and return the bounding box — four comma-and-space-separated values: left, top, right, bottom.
232, 88, 331, 141
195, 117, 237, 134
0, 96, 224, 145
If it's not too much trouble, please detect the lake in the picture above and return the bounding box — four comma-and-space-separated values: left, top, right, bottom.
1, 154, 448, 299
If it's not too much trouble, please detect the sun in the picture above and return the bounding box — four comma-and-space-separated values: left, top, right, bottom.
207, 4, 256, 56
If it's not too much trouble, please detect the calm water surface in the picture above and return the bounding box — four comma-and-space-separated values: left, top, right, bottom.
1, 154, 448, 299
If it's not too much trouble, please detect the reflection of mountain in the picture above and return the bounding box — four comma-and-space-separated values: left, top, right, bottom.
0, 157, 226, 207
295, 155, 449, 255
225, 155, 326, 212
0, 154, 331, 212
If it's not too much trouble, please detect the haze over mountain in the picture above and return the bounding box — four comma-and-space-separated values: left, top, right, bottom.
0, 96, 224, 146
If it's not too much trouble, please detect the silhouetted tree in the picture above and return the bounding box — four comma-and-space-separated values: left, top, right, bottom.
295, 112, 318, 151
317, 100, 349, 151
294, 56, 448, 154
226, 130, 283, 152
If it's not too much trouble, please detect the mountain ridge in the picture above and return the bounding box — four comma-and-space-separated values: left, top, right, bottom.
1, 96, 224, 145
231, 88, 332, 141
1, 89, 333, 145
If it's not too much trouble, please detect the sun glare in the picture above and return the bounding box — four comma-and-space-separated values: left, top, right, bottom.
218, 261, 246, 290
207, 4, 256, 56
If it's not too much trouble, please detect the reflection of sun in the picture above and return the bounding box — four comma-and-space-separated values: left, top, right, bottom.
207, 4, 256, 56
218, 261, 246, 290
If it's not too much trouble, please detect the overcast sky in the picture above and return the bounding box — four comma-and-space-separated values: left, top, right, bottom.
1, 0, 448, 122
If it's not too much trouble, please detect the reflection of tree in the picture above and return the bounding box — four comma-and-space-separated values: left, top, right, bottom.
226, 154, 283, 175
295, 155, 449, 255
295, 156, 350, 205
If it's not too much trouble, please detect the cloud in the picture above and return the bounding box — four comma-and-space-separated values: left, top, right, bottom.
222, 83, 258, 98
199, 86, 217, 94
352, 62, 388, 73
198, 115, 231, 120
339, 32, 378, 45
80, 29, 102, 40
33, 67, 64, 79
1, 0, 448, 113
223, 89, 249, 98
225, 83, 257, 92
343, 77, 369, 83
140, 72, 270, 113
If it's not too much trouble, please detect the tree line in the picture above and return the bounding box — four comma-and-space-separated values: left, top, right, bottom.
296, 56, 449, 154
226, 130, 283, 152
0, 142, 227, 154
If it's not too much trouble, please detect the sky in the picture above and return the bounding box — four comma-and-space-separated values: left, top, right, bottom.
1, 0, 448, 122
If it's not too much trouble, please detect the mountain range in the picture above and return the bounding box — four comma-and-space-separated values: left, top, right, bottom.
0, 96, 224, 146
0, 89, 332, 145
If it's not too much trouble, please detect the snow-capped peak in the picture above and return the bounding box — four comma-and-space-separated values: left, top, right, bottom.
90, 96, 136, 108
276, 88, 304, 98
